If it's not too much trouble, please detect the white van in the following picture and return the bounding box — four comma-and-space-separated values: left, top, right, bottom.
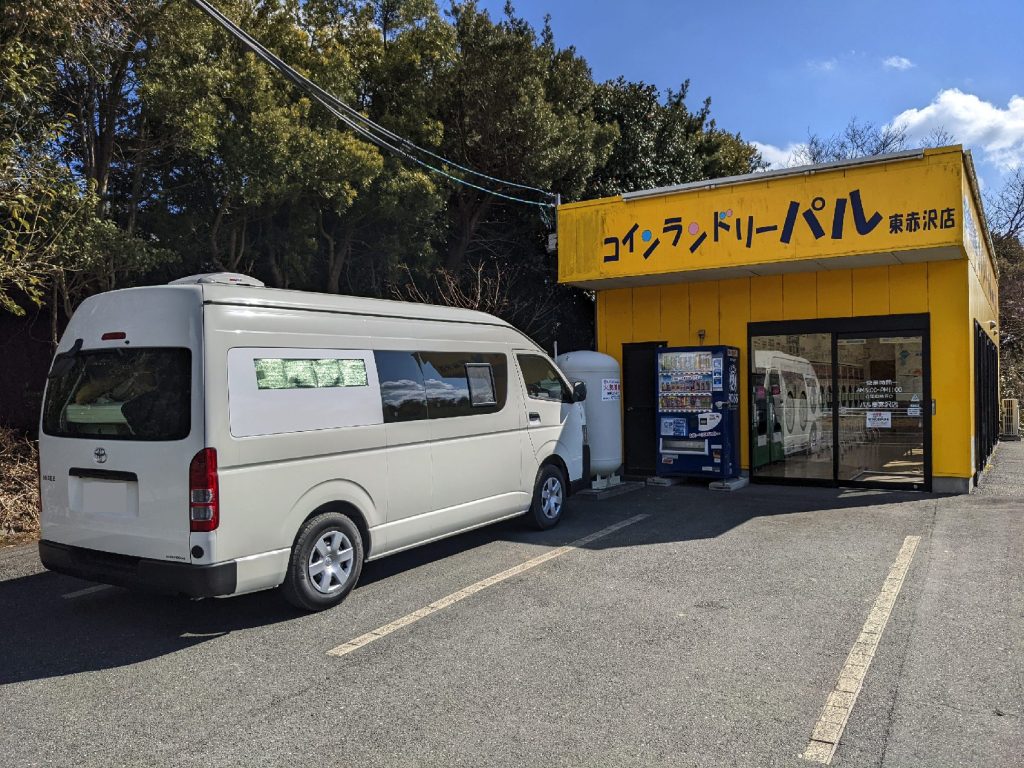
38, 274, 589, 611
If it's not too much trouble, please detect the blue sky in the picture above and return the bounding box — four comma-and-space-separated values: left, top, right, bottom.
478, 0, 1024, 194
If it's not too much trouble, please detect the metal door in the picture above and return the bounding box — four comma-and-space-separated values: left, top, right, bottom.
622, 341, 664, 476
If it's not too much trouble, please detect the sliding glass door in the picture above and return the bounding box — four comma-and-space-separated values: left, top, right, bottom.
749, 316, 930, 491
835, 334, 926, 488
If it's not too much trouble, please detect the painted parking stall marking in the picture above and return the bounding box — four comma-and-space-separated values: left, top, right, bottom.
801, 535, 921, 764
327, 514, 650, 658
62, 584, 113, 599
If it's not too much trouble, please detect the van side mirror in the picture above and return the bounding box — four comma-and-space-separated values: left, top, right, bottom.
572, 381, 587, 403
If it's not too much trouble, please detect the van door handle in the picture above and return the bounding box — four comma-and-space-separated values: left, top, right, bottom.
528, 412, 541, 424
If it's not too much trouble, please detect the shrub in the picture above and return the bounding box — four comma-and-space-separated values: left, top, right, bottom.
0, 427, 39, 544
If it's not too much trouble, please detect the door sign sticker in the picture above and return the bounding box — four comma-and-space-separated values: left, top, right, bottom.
601, 378, 621, 401
866, 411, 892, 429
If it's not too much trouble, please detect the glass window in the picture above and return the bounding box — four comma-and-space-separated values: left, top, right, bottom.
254, 358, 367, 390
466, 364, 497, 406
42, 348, 191, 441
750, 333, 832, 481
517, 354, 571, 403
374, 351, 427, 423
418, 352, 508, 418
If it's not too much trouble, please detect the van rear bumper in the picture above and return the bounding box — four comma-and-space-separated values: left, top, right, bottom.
39, 540, 237, 598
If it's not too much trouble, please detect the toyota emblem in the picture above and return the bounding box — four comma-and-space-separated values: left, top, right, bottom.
93, 447, 108, 464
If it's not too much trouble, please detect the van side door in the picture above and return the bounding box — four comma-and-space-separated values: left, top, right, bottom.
374, 350, 433, 552
419, 351, 524, 528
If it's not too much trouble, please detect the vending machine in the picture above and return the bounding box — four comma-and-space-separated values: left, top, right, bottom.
656, 345, 741, 479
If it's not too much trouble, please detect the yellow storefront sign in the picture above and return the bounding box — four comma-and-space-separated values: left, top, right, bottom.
559, 148, 966, 288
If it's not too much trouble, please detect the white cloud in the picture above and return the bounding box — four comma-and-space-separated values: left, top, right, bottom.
752, 141, 807, 169
883, 56, 915, 71
890, 89, 1024, 170
807, 58, 837, 73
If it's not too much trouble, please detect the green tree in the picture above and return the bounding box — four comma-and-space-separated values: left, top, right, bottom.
587, 77, 763, 198
0, 0, 166, 328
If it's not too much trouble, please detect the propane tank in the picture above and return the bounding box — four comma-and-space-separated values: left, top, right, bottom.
556, 351, 622, 480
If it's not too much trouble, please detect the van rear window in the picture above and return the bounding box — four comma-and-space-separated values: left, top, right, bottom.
42, 348, 191, 441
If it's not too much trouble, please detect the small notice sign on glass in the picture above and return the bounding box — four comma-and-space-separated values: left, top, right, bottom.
865, 411, 892, 429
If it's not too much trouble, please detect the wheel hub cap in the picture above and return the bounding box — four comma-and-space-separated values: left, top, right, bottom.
307, 530, 354, 595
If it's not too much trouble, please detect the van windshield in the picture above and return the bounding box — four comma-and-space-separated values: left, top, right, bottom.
42, 348, 191, 441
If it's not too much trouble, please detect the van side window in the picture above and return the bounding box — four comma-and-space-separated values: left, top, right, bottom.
374, 351, 428, 423
417, 352, 508, 418
517, 354, 571, 403
466, 364, 497, 406
253, 358, 368, 389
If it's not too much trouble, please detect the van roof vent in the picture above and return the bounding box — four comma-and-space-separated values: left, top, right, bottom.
169, 272, 265, 287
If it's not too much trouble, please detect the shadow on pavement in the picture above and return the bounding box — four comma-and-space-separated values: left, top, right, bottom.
1, 482, 932, 686
584, 482, 935, 549
0, 520, 519, 686
0, 567, 297, 686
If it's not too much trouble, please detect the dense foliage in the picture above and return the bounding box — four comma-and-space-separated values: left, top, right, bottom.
1, 0, 762, 351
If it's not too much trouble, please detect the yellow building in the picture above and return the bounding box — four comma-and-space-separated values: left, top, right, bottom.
557, 146, 999, 493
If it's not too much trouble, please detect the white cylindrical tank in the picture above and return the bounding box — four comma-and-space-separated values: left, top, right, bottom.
556, 351, 622, 477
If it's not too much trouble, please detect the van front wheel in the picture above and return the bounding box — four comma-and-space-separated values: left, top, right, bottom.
526, 464, 566, 530
281, 512, 363, 612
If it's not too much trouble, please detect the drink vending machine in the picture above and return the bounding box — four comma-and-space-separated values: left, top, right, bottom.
656, 345, 741, 479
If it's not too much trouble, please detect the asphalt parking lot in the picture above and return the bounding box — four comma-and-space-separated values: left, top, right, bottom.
2, 444, 1021, 768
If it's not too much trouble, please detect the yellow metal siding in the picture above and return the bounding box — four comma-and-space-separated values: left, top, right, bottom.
688, 282, 720, 345
661, 283, 690, 344
817, 269, 853, 318
750, 276, 783, 322
888, 263, 929, 315
852, 266, 890, 316
632, 286, 662, 342
928, 260, 972, 479
783, 273, 817, 319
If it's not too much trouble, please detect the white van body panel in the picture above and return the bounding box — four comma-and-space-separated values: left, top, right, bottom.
39, 286, 205, 563
39, 283, 586, 598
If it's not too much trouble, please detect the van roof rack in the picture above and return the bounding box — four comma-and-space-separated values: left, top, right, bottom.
169, 273, 265, 287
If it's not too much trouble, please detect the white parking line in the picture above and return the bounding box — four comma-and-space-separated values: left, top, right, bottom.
62, 584, 112, 599
327, 514, 650, 658
801, 535, 921, 764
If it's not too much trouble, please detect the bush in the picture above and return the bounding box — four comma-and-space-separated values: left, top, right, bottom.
0, 427, 39, 544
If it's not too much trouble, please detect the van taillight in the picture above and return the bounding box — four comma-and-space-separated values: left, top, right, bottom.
189, 448, 219, 532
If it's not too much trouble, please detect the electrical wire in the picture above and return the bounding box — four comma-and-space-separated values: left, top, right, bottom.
187, 0, 557, 208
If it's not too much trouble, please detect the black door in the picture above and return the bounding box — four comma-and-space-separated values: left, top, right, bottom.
622, 341, 665, 477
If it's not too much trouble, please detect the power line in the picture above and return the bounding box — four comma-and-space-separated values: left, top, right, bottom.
187, 0, 557, 208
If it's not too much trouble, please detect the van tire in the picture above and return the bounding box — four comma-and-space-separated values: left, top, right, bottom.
526, 464, 566, 530
281, 512, 363, 612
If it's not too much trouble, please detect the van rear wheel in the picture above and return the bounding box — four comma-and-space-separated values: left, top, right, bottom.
281, 512, 363, 612
526, 464, 566, 530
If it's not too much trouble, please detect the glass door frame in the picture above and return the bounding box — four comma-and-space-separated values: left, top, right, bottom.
747, 313, 932, 491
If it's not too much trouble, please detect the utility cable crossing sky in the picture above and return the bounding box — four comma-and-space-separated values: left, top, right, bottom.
187, 0, 558, 208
